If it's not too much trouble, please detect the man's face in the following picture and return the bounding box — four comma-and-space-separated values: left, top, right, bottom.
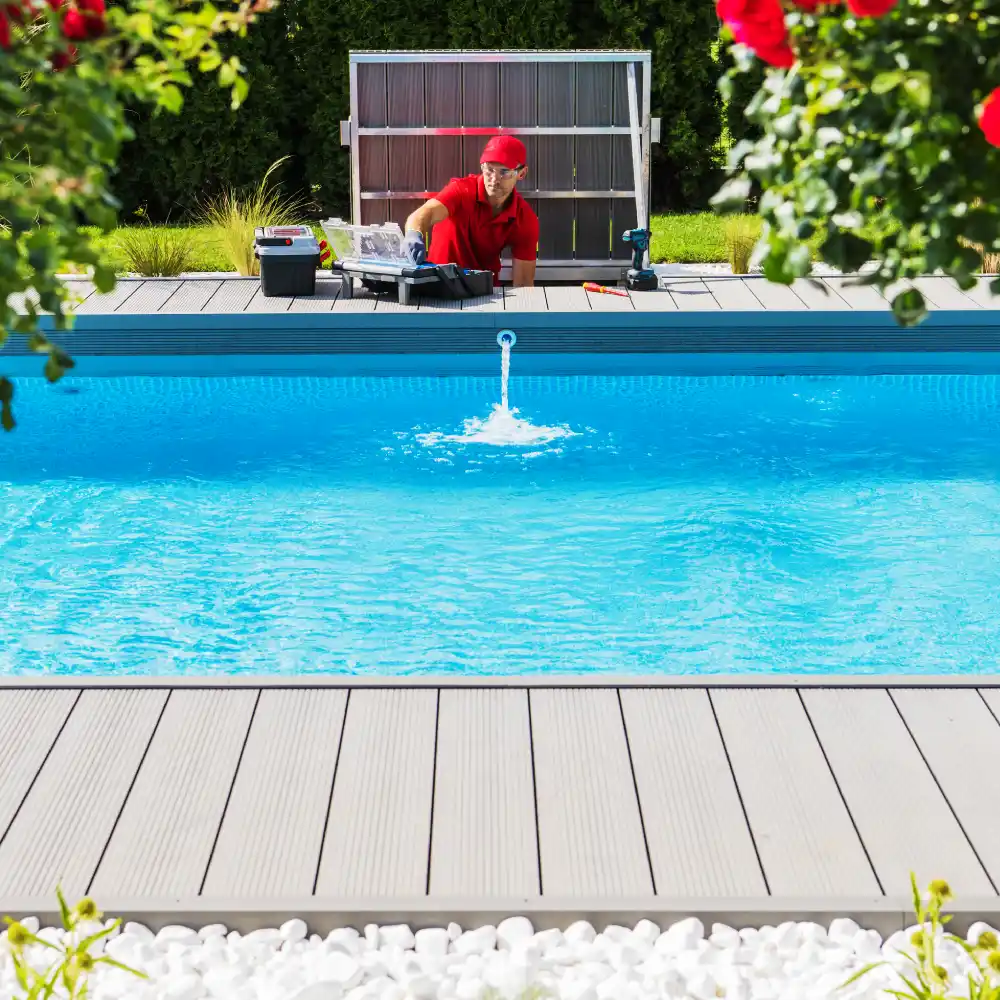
481, 161, 525, 200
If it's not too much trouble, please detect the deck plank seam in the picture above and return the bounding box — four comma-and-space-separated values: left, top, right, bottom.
86, 690, 173, 895
706, 689, 771, 895
311, 689, 352, 895
796, 688, 885, 895
976, 687, 1000, 728
424, 689, 442, 896
616, 688, 658, 895
0, 690, 83, 853
886, 689, 999, 894
196, 689, 262, 896
526, 690, 544, 895
158, 284, 184, 313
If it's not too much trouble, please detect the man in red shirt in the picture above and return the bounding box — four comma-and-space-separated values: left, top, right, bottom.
403, 135, 539, 287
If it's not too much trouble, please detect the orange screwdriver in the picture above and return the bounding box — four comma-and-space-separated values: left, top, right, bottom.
583, 281, 630, 297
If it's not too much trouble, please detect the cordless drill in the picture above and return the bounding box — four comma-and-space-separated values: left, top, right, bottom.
622, 228, 659, 292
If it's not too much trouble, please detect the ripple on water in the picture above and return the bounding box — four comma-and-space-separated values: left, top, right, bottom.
2, 373, 1000, 676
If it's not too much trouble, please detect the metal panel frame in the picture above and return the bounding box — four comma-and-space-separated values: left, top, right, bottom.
342, 49, 656, 279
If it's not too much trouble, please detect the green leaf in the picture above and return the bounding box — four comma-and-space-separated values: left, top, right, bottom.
821, 232, 873, 272
871, 71, 903, 94
839, 961, 887, 989
892, 288, 928, 327
903, 72, 932, 110
56, 886, 72, 930
710, 177, 752, 213
96, 956, 149, 979
990, 277, 1000, 297
0, 377, 15, 433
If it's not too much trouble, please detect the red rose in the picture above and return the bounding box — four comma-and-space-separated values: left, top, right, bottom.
846, 0, 897, 14
717, 0, 794, 66
77, 0, 103, 35
0, 10, 9, 47
60, 5, 86, 37
3, 1, 25, 23
51, 43, 76, 69
754, 39, 796, 66
979, 88, 1000, 147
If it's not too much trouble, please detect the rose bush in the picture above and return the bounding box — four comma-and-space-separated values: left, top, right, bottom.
713, 0, 1000, 325
0, 0, 275, 430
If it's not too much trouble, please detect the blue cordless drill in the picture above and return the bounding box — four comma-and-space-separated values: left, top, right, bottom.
622, 228, 658, 291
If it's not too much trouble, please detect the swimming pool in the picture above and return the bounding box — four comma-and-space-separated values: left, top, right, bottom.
2, 370, 1000, 676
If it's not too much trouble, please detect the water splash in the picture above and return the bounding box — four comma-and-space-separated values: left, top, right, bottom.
501, 337, 511, 410
416, 332, 576, 449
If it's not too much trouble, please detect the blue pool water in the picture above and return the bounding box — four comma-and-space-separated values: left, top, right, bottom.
2, 372, 1000, 676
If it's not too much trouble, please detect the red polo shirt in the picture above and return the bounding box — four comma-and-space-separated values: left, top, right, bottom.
427, 174, 539, 282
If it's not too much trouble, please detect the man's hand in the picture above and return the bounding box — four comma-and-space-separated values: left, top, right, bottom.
404, 230, 427, 266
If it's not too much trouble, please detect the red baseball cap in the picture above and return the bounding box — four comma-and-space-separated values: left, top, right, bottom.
480, 135, 527, 170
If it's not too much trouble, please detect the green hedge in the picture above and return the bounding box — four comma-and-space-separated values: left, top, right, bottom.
113, 0, 723, 220
112, 4, 307, 221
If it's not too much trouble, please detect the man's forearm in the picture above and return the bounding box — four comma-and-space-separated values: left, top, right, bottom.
405, 200, 446, 236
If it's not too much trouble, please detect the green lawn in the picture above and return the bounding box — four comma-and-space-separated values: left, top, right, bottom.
75, 215, 753, 275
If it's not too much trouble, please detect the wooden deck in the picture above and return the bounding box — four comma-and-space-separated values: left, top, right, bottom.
3, 679, 1000, 932
30, 273, 1000, 316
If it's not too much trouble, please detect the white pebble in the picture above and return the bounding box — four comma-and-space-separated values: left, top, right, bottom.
280, 919, 308, 944
288, 984, 344, 1000
829, 918, 861, 945
124, 922, 155, 941
454, 926, 497, 955
565, 921, 597, 944
199, 924, 228, 941
379, 925, 415, 951
414, 928, 450, 958
711, 924, 742, 950
447, 923, 463, 942
497, 916, 534, 950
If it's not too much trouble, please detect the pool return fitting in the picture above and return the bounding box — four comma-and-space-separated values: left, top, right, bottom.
497, 329, 517, 347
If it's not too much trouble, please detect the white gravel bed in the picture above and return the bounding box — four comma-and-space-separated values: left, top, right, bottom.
3, 914, 999, 1000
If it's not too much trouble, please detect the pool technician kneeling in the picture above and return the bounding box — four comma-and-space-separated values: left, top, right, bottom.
402, 136, 540, 288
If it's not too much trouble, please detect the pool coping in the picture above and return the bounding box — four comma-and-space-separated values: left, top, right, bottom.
0, 674, 995, 688
2, 895, 992, 937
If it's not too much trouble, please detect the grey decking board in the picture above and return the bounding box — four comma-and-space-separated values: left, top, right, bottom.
89, 689, 257, 898
620, 689, 765, 896
419, 297, 463, 311
703, 278, 764, 311
892, 689, 1000, 889
661, 278, 721, 311
115, 280, 184, 314
711, 688, 879, 896
913, 277, 982, 310
747, 279, 809, 311
628, 288, 678, 311
802, 688, 994, 896
203, 279, 258, 314
429, 689, 538, 897
245, 288, 294, 313
821, 277, 891, 311
74, 280, 141, 314
963, 276, 1000, 309
462, 290, 505, 312
505, 286, 548, 312
0, 690, 79, 839
289, 280, 341, 312
315, 689, 437, 897
202, 689, 348, 898
530, 688, 653, 897
158, 280, 223, 313
789, 278, 851, 310
0, 689, 167, 898
332, 285, 379, 313
586, 288, 634, 311
545, 286, 590, 312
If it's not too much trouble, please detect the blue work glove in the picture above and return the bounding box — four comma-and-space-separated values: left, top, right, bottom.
403, 229, 427, 266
